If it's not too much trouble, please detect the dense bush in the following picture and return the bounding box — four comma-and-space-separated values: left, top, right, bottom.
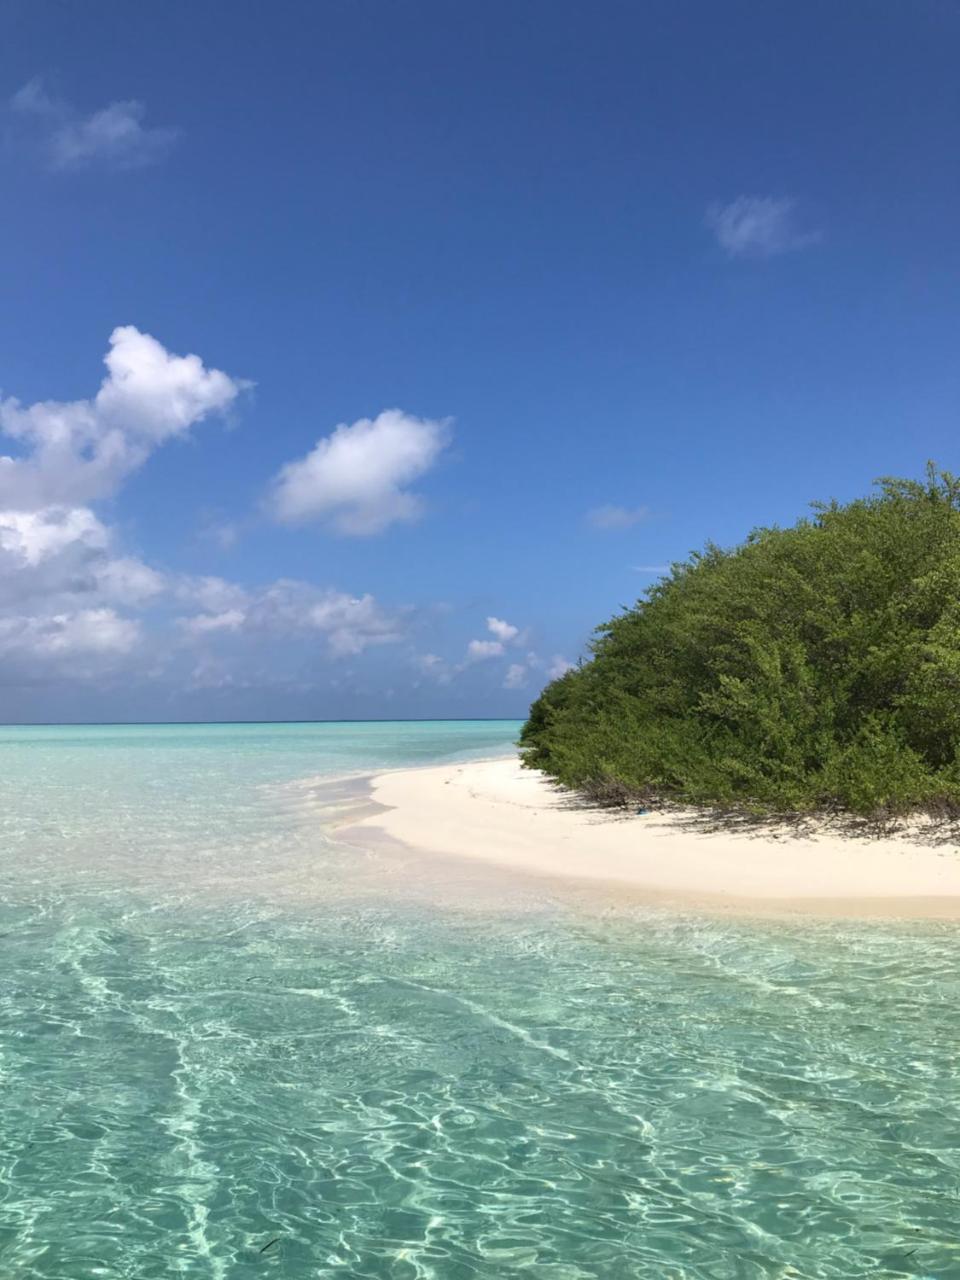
521, 467, 960, 818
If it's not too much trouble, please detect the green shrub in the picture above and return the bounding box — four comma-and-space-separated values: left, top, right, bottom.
520, 466, 960, 818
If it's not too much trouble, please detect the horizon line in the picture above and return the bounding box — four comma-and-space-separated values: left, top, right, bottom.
0, 717, 524, 728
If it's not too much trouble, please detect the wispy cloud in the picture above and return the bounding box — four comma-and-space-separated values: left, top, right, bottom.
503, 663, 527, 689
416, 653, 453, 685
586, 504, 650, 530
633, 564, 670, 575
705, 196, 821, 259
546, 656, 575, 680
11, 77, 179, 171
198, 516, 241, 551
176, 583, 407, 657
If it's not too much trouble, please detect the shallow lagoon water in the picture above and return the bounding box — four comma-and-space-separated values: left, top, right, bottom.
0, 722, 958, 1279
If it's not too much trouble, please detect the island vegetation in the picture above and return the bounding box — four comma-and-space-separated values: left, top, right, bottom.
521, 466, 960, 819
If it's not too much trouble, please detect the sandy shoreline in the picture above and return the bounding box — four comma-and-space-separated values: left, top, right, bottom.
342, 755, 960, 918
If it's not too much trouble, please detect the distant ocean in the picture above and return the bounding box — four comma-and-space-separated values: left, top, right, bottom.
0, 721, 957, 1278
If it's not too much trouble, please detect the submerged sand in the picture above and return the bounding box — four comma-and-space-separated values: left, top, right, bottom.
344, 756, 960, 918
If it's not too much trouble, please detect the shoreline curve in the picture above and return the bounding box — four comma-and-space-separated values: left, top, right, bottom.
341, 755, 960, 919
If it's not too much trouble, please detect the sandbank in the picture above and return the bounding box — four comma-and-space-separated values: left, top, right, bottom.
343, 756, 960, 918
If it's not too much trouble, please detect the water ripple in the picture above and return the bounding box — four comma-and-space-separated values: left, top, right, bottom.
1, 903, 958, 1278
1, 724, 958, 1277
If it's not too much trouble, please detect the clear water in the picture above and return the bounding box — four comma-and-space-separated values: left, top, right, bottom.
0, 722, 957, 1279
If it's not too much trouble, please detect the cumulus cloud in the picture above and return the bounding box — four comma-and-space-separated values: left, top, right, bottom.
93, 556, 165, 604
705, 196, 821, 259
466, 638, 504, 661
0, 326, 248, 508
0, 607, 139, 658
464, 614, 526, 664
0, 506, 161, 609
0, 506, 404, 681
0, 504, 164, 674
486, 616, 519, 643
11, 78, 178, 170
586, 504, 650, 530
0, 329, 423, 694
268, 409, 451, 535
0, 506, 108, 566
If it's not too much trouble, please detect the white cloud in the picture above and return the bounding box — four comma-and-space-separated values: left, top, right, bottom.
547, 655, 575, 680
0, 501, 402, 681
43, 608, 140, 655
0, 505, 164, 613
705, 196, 821, 259
93, 556, 165, 603
11, 78, 178, 170
176, 581, 405, 658
503, 663, 527, 689
93, 327, 243, 439
177, 608, 246, 636
0, 326, 248, 508
0, 607, 139, 658
0, 332, 423, 692
0, 506, 108, 566
417, 652, 453, 684
0, 327, 572, 707
304, 589, 403, 656
466, 638, 504, 661
587, 504, 650, 530
175, 575, 249, 614
463, 615, 526, 665
486, 615, 519, 643
0, 505, 162, 673
633, 564, 670, 575
268, 408, 451, 535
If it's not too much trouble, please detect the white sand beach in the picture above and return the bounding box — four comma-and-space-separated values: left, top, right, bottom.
346, 755, 960, 917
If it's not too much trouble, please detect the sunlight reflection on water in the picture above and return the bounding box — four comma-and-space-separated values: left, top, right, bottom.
0, 723, 957, 1278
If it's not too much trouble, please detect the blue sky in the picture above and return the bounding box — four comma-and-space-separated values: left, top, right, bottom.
0, 1, 957, 721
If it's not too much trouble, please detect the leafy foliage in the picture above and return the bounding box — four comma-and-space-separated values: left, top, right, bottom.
521, 467, 960, 818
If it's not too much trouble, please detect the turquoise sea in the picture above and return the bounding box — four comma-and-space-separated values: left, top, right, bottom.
0, 720, 957, 1279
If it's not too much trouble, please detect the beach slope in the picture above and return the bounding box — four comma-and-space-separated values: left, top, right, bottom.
346, 756, 960, 916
